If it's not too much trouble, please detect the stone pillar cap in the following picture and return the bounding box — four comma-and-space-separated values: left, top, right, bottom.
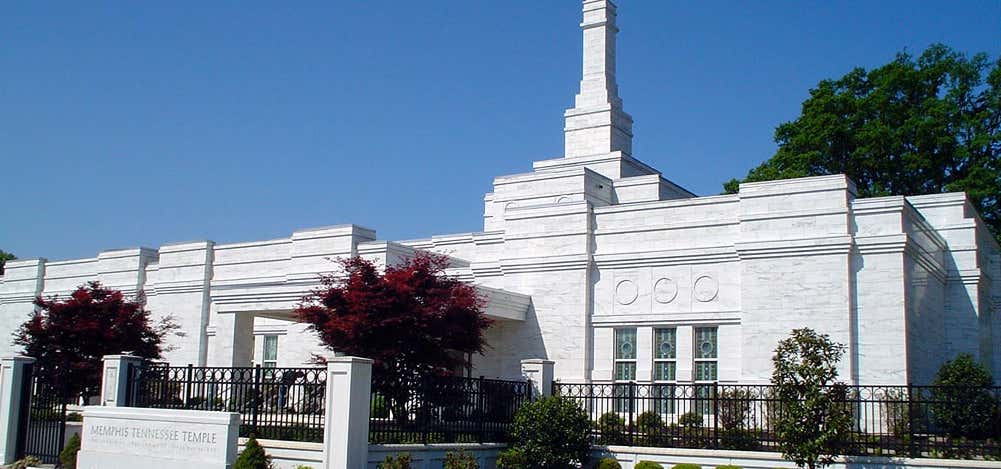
327, 356, 374, 365
521, 358, 555, 365
0, 355, 36, 363
101, 353, 143, 361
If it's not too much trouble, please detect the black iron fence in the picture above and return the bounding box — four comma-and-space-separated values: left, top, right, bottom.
128, 363, 327, 442
20, 370, 71, 464
369, 374, 532, 444
554, 382, 1001, 460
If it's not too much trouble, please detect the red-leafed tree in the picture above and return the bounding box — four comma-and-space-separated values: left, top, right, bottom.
294, 252, 492, 420
13, 282, 179, 400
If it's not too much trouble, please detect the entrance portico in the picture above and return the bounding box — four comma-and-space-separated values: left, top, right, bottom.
207, 279, 531, 369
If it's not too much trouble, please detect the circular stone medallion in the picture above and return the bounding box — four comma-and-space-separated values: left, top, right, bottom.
693, 275, 719, 302
615, 279, 639, 305
653, 278, 678, 304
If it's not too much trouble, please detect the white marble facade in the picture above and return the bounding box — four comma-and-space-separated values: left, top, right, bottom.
1, 0, 998, 386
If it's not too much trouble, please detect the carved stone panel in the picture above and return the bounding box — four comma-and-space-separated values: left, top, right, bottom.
693, 275, 719, 302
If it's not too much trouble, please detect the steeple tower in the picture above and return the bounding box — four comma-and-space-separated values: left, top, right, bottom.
564, 0, 633, 158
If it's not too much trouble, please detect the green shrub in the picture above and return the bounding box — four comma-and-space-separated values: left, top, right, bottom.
635, 411, 663, 432
771, 328, 852, 469
8, 456, 42, 469
233, 437, 274, 469
717, 388, 752, 430
718, 428, 760, 451
716, 465, 740, 469
443, 449, 478, 469
495, 448, 528, 469
635, 462, 665, 469
596, 457, 622, 469
66, 411, 83, 422
377, 453, 413, 469
60, 433, 81, 469
496, 395, 591, 468
668, 464, 696, 469
678, 412, 702, 428
596, 411, 627, 444
931, 353, 998, 439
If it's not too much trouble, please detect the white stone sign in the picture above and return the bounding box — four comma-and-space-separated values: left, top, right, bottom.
76, 407, 240, 469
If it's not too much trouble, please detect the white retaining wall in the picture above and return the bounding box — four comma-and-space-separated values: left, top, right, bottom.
368, 443, 506, 469
239, 438, 324, 469
594, 446, 1001, 469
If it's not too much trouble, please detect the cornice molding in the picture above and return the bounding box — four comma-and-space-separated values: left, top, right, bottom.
736, 236, 853, 260
594, 247, 737, 269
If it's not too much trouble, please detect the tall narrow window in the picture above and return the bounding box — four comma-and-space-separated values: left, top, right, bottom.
693, 326, 717, 414
613, 328, 637, 412
262, 335, 278, 368
653, 328, 676, 414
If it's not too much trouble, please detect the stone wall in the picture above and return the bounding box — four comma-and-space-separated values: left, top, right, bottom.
594, 446, 1001, 469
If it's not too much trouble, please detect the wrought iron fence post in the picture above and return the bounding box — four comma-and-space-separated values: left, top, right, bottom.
477, 375, 485, 444
57, 402, 67, 457
712, 382, 719, 449
252, 365, 262, 436
628, 381, 635, 447
907, 383, 917, 458
421, 375, 430, 445
160, 364, 170, 406
185, 364, 193, 408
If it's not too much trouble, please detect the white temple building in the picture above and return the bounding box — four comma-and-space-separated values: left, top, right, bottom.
1, 0, 999, 387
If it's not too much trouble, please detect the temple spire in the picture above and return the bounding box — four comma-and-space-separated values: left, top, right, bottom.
564, 0, 633, 158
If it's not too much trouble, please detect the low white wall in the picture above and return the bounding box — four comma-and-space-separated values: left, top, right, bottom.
368, 443, 506, 469
238, 438, 324, 469
594, 446, 1001, 469
64, 421, 82, 447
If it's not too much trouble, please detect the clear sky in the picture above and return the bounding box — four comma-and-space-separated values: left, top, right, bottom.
2, 1, 999, 261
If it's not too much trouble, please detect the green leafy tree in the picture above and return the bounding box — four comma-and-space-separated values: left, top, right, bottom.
724, 44, 1001, 243
771, 328, 852, 469
497, 395, 591, 469
0, 249, 15, 275
930, 353, 998, 439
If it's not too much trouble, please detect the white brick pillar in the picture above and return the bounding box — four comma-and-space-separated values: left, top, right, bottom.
521, 359, 555, 398
0, 356, 35, 464
323, 356, 372, 469
100, 353, 144, 407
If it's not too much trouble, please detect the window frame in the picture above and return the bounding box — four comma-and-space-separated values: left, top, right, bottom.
613, 327, 637, 413
692, 326, 718, 415
652, 327, 677, 415
262, 334, 279, 368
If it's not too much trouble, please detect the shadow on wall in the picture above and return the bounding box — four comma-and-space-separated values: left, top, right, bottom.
472, 301, 547, 380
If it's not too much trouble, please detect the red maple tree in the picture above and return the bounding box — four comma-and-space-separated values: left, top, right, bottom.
13, 282, 179, 400
294, 252, 492, 413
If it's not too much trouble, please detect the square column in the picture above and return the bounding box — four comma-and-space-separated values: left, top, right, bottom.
0, 356, 35, 464
521, 359, 555, 397
100, 353, 145, 407
323, 356, 372, 469
210, 312, 255, 367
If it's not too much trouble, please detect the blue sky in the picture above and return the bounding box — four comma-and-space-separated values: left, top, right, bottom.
2, 1, 999, 261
